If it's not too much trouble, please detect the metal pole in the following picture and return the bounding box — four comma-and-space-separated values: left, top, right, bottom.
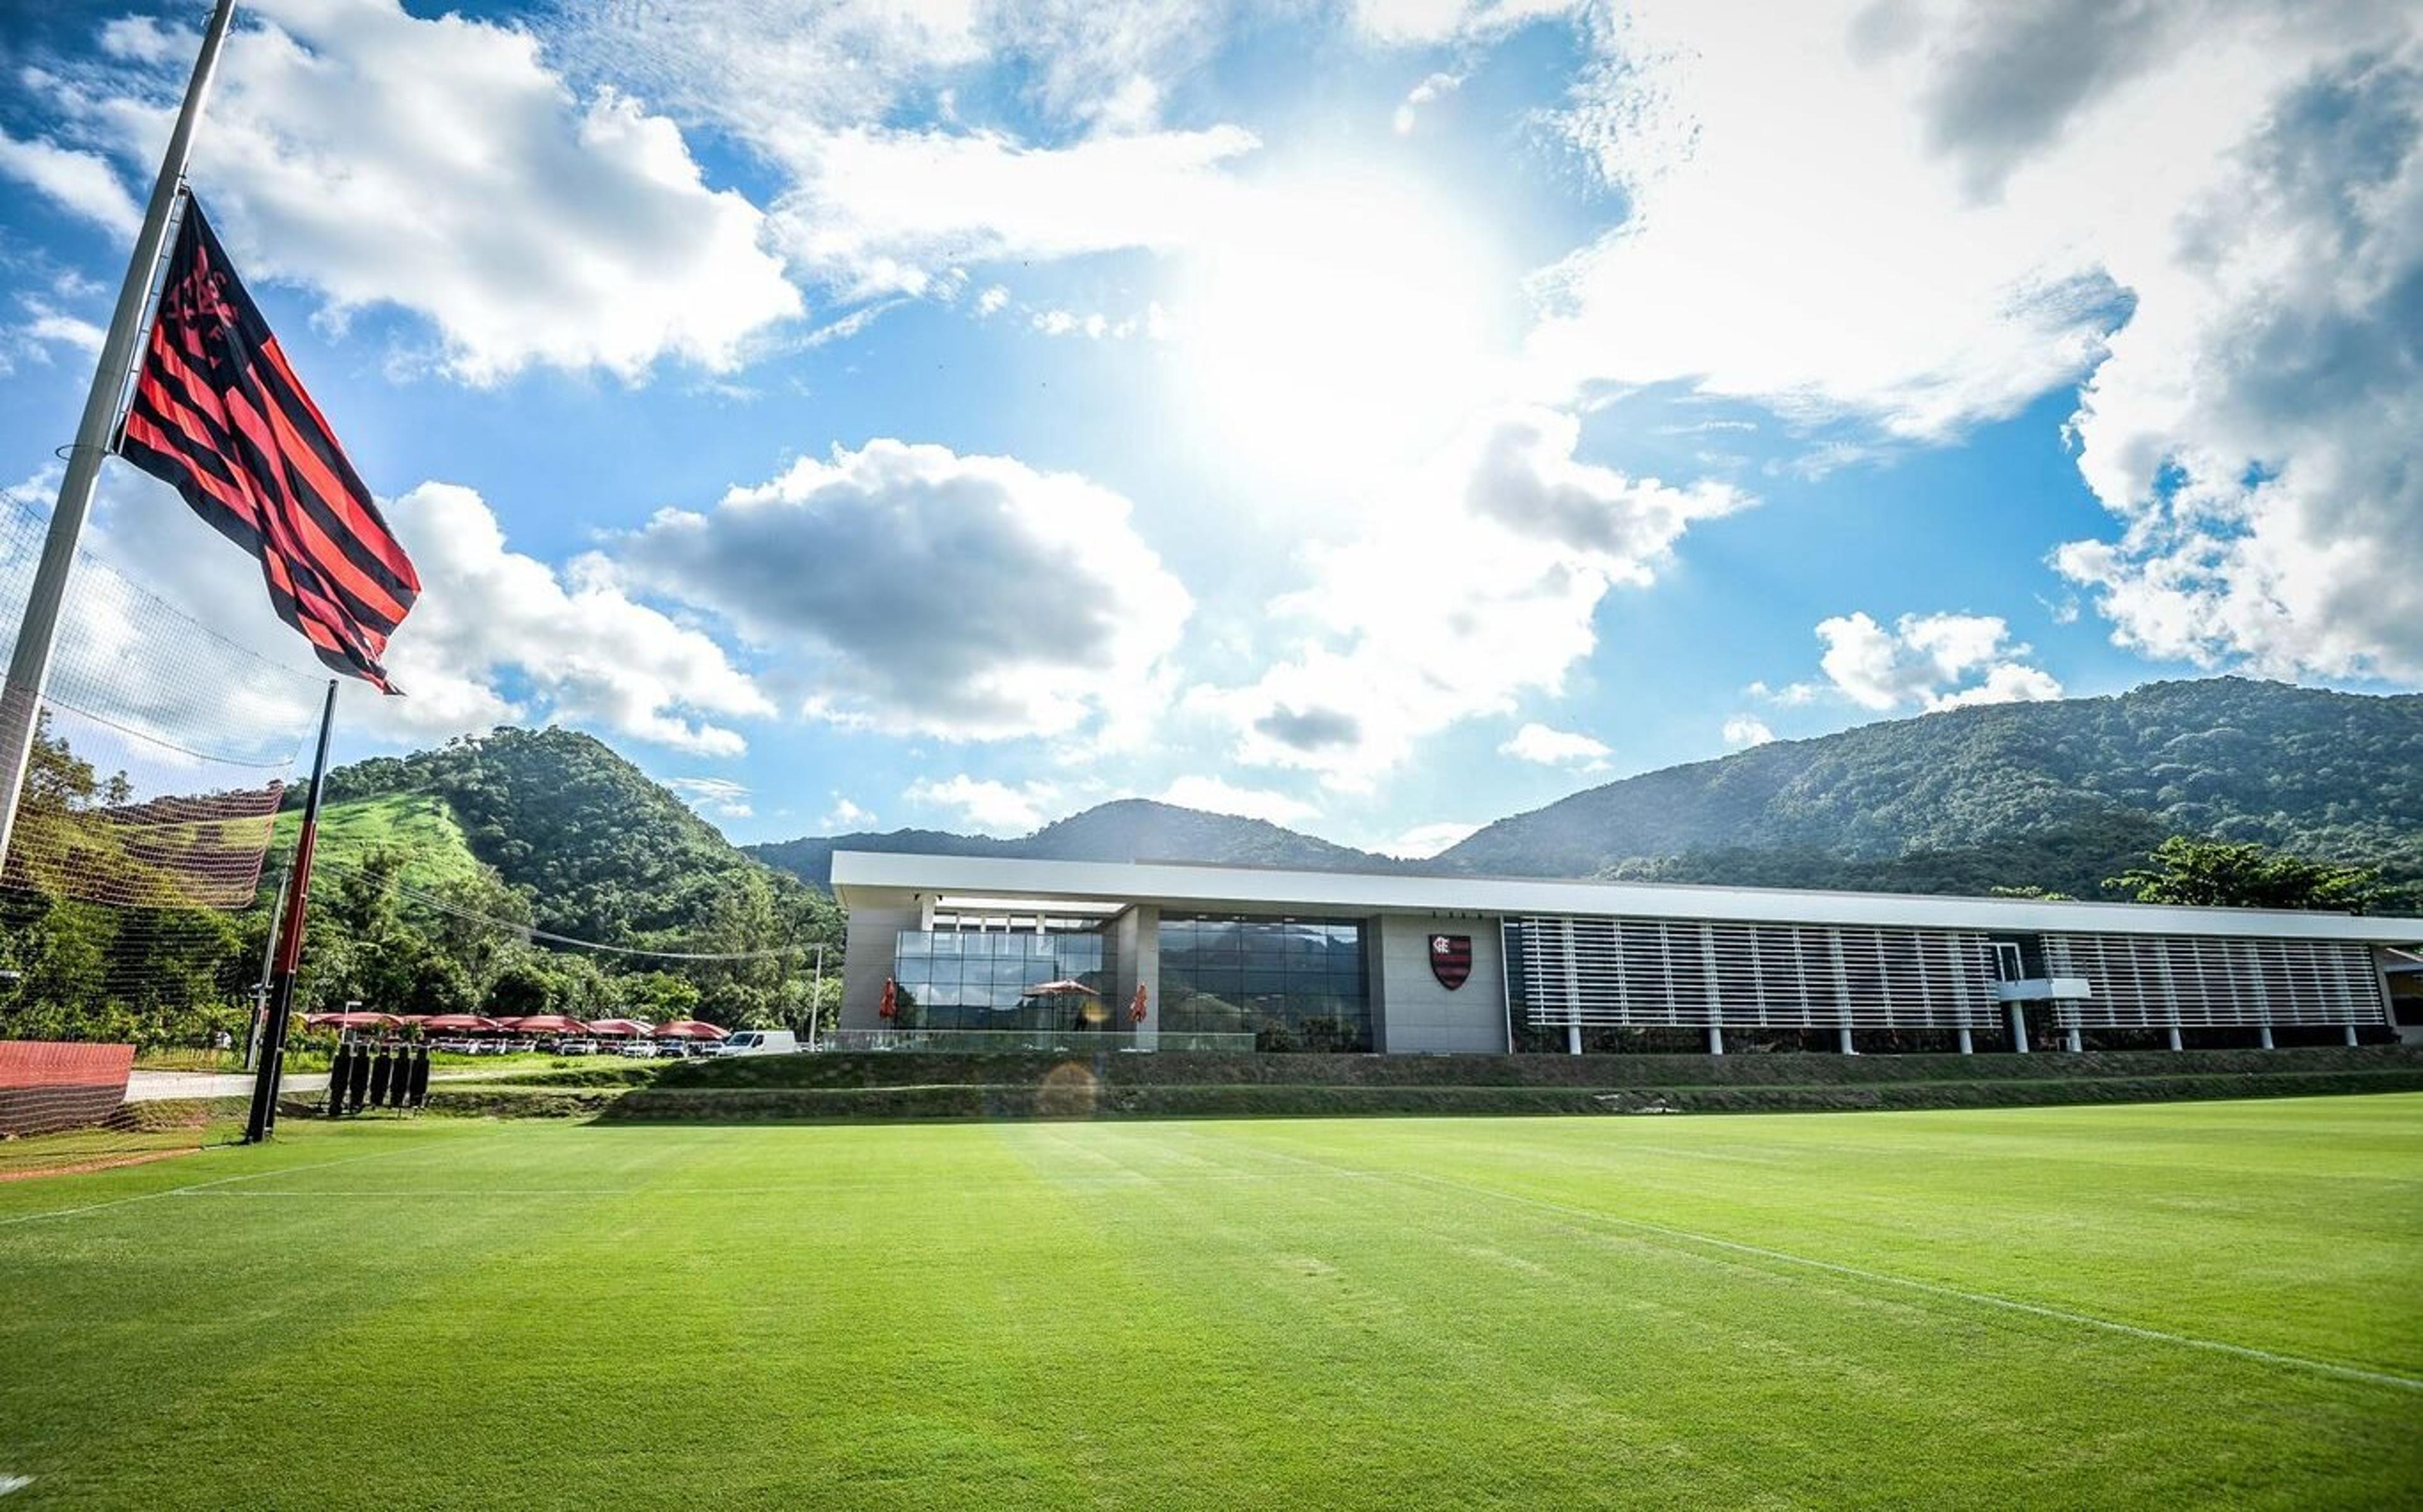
811, 943, 825, 1051
0, 0, 239, 869
244, 678, 335, 1143
242, 869, 288, 1072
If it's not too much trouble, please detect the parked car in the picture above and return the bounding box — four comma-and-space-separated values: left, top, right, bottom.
716, 1030, 799, 1058
613, 1040, 658, 1058
550, 1038, 599, 1056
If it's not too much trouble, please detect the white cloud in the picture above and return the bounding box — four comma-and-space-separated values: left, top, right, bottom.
974, 283, 1010, 317
1, 298, 107, 375
1388, 819, 1483, 859
1158, 775, 1318, 827
545, 0, 1219, 141
0, 128, 140, 235
1531, 0, 2422, 679
1498, 721, 1610, 770
370, 483, 775, 754
1393, 71, 1462, 134
2055, 44, 2423, 681
610, 438, 1191, 742
822, 795, 876, 831
74, 468, 772, 758
1198, 406, 1746, 788
1721, 714, 1774, 747
18, 303, 103, 356
905, 773, 1059, 835
1353, 0, 1572, 48
768, 122, 1258, 298
665, 775, 753, 819
59, 0, 799, 382
1810, 611, 2063, 713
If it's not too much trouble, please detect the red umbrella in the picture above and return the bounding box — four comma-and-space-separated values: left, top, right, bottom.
422, 1014, 502, 1033
499, 1014, 591, 1034
585, 1018, 654, 1037
307, 1011, 399, 1030
653, 1018, 730, 1040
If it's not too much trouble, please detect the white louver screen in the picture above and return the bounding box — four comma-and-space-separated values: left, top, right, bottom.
1508, 916, 2000, 1029
2041, 934, 2386, 1028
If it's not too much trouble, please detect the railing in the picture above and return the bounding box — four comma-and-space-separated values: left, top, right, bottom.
818, 1028, 1258, 1055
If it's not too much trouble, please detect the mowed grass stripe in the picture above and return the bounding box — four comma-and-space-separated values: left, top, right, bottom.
1, 1101, 2419, 1508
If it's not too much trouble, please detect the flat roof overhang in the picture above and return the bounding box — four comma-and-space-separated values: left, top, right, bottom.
830, 851, 2423, 946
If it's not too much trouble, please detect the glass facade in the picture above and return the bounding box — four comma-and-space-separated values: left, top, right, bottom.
1157, 915, 1370, 1050
891, 930, 1113, 1031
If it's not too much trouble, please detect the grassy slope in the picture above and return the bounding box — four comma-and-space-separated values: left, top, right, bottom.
266, 791, 486, 894
1, 1099, 2417, 1508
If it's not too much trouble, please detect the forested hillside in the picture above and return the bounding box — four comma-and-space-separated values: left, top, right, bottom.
750, 797, 1394, 888
1440, 679, 2422, 893
259, 727, 842, 1027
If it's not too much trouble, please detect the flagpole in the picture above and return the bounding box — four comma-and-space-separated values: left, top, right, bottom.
0, 0, 239, 870
244, 676, 335, 1144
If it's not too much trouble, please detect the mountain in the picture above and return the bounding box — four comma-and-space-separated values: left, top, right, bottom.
1437, 678, 2423, 894
290, 726, 841, 951
748, 797, 1396, 889
749, 679, 2419, 904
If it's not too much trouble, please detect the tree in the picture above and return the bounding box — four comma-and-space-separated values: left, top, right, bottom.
2107, 836, 2383, 913
486, 960, 563, 1017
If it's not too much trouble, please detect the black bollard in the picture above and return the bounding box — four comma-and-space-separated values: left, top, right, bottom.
347, 1040, 371, 1113
368, 1046, 393, 1110
387, 1046, 411, 1109
408, 1045, 431, 1110
326, 1040, 353, 1118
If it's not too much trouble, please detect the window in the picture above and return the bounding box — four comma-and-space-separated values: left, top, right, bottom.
1991, 942, 2025, 983
1158, 914, 1371, 1049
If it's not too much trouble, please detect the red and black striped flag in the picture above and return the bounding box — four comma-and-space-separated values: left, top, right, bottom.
116, 197, 418, 691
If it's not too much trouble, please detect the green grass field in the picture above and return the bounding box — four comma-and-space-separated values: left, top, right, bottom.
2, 1098, 2418, 1508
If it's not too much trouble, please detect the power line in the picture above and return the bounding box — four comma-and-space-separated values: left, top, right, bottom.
308, 853, 815, 964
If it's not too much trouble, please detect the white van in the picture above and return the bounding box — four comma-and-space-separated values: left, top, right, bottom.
716, 1029, 799, 1057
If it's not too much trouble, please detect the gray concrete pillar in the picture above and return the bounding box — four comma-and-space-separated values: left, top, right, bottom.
1707, 1024, 1725, 1055
1957, 1026, 1973, 1055
2259, 1023, 2275, 1050
2065, 1026, 2083, 1053
1837, 1024, 1855, 1055
2166, 1026, 2184, 1052
2343, 1024, 2359, 1047
2010, 1004, 2029, 1053
1565, 1020, 1581, 1056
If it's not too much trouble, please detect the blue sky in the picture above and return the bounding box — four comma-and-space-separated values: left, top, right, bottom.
0, 0, 2415, 854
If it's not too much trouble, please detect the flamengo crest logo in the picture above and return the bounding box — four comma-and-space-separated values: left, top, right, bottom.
1429, 934, 1472, 990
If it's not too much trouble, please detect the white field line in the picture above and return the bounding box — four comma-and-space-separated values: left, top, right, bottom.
1196, 1134, 2423, 1395
170, 1171, 1324, 1199
0, 1135, 509, 1229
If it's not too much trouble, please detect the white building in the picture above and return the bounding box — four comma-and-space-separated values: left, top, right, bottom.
830, 852, 2423, 1054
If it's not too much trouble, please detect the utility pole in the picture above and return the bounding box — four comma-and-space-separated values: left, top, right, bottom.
244, 678, 334, 1143
0, 0, 239, 868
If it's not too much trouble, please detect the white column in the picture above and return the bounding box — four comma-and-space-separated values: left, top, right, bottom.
1565, 1019, 1581, 1056
1707, 1024, 1725, 1055
2258, 1023, 2275, 1050
2065, 1026, 2082, 1053
2010, 1004, 2029, 1053
2343, 1024, 2359, 1047
2166, 1026, 2183, 1052
1837, 1024, 1855, 1055
1956, 1025, 1973, 1055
